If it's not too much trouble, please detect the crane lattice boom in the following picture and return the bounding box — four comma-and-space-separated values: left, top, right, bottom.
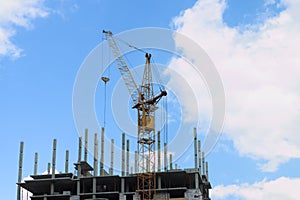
103, 30, 140, 106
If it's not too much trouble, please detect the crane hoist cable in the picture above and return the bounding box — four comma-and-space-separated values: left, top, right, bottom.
151, 57, 165, 91
100, 33, 110, 128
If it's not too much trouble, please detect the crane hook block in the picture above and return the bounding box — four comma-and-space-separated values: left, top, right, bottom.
101, 77, 110, 83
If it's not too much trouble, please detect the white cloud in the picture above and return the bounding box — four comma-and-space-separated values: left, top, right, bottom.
0, 0, 48, 58
211, 177, 300, 200
169, 0, 300, 171
41, 168, 60, 175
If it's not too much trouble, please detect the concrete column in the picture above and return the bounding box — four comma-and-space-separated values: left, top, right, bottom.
51, 139, 57, 194
169, 154, 173, 170
17, 141, 24, 200
202, 152, 205, 175
100, 127, 104, 176
94, 133, 98, 176
158, 175, 161, 189
164, 143, 167, 171
93, 177, 96, 199
121, 178, 125, 193
198, 140, 201, 174
77, 136, 82, 194
47, 162, 50, 174
84, 129, 88, 162
126, 139, 130, 175
65, 150, 69, 173
206, 162, 209, 179
122, 133, 125, 176
110, 139, 114, 175
78, 137, 82, 162
134, 151, 138, 173
195, 173, 199, 189
77, 165, 81, 195
51, 139, 57, 178
34, 152, 38, 175
157, 131, 161, 172
194, 127, 198, 169
126, 182, 129, 192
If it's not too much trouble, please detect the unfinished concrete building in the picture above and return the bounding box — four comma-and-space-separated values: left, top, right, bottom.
17, 128, 211, 200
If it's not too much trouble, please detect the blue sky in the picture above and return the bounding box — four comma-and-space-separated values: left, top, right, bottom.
1, 0, 300, 199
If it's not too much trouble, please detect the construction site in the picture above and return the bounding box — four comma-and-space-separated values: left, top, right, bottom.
16, 31, 212, 200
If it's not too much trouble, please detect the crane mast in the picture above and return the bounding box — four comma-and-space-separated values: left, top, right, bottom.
138, 53, 156, 200
103, 30, 167, 200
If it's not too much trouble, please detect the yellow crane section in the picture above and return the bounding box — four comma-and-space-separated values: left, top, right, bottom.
103, 30, 167, 200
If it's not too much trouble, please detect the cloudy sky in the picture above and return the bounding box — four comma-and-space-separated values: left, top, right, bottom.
0, 0, 299, 199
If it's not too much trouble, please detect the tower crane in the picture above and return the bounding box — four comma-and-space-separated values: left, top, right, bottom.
103, 30, 167, 200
